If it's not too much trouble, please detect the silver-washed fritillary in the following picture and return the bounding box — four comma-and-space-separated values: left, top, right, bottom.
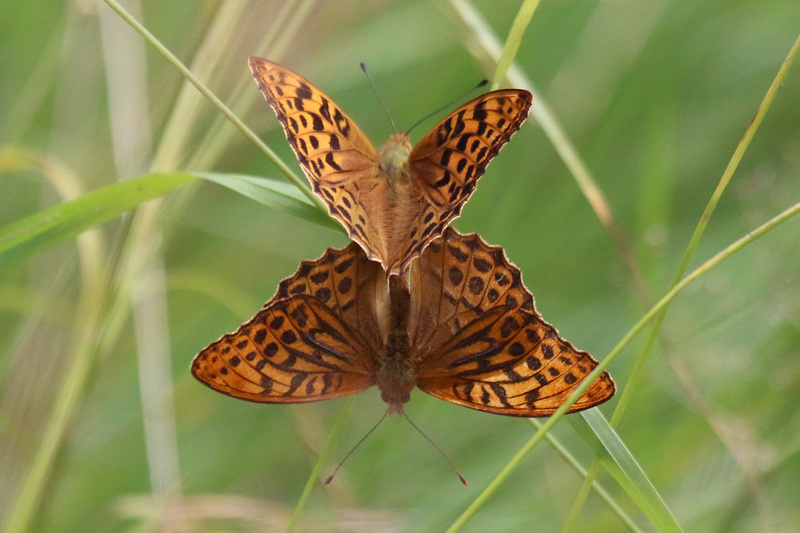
248, 58, 532, 275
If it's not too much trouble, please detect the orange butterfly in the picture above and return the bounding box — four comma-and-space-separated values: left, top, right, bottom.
192, 228, 615, 417
249, 58, 532, 275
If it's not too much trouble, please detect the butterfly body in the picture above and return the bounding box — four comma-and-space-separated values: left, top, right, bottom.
192, 229, 615, 417
375, 351, 417, 414
376, 133, 413, 186
249, 58, 533, 274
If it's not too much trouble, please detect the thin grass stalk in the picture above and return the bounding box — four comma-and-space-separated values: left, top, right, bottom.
563, 30, 800, 531
286, 398, 353, 533
1, 152, 109, 532
101, 0, 325, 214
531, 420, 641, 532
150, 1, 245, 171
491, 0, 540, 89
448, 198, 800, 532
98, 0, 186, 505
189, 1, 316, 171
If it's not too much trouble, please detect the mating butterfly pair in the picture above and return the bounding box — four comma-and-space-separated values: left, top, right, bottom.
191, 58, 614, 419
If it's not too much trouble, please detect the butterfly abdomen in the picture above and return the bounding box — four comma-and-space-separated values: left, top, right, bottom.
376, 351, 418, 413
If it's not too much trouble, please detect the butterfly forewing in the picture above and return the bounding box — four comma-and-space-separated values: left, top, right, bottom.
249, 57, 379, 187
410, 90, 532, 207
274, 240, 389, 339
391, 91, 532, 274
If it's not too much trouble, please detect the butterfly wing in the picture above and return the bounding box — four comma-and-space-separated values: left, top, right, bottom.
408, 228, 534, 350
192, 296, 376, 403
192, 241, 389, 404
416, 306, 615, 416
411, 229, 615, 417
406, 90, 532, 255
249, 57, 379, 186
249, 57, 383, 261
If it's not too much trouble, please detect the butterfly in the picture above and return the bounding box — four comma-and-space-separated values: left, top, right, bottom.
191, 228, 615, 417
248, 57, 533, 275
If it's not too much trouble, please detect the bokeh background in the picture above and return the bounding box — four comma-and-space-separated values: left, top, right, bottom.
1, 1, 800, 532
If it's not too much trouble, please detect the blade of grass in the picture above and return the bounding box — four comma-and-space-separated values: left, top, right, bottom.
0, 171, 339, 271
149, 1, 246, 171
0, 171, 196, 270
198, 172, 340, 232
491, 0, 540, 89
570, 411, 681, 532
447, 199, 800, 532
623, 30, 800, 420
530, 419, 641, 532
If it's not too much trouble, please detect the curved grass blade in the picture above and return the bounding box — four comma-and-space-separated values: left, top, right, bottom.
570, 410, 682, 532
102, 0, 326, 214
0, 171, 341, 270
198, 172, 339, 232
0, 172, 196, 269
529, 419, 641, 532
565, 30, 800, 531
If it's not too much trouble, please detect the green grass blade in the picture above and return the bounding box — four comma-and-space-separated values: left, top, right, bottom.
198, 172, 340, 232
615, 29, 800, 427
286, 398, 353, 533
448, 199, 800, 531
570, 411, 682, 532
530, 419, 641, 532
491, 0, 540, 89
0, 171, 344, 270
0, 172, 196, 269
564, 29, 800, 531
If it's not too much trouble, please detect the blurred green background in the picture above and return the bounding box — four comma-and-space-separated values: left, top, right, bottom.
1, 1, 800, 532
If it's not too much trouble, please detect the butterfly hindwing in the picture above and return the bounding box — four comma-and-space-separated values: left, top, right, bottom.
409, 228, 533, 351
192, 242, 388, 404
412, 229, 615, 417
274, 239, 388, 339
192, 296, 376, 403
416, 305, 614, 416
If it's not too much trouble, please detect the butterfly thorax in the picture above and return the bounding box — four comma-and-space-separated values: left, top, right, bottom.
377, 133, 413, 186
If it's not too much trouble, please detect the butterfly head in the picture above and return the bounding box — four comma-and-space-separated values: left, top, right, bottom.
377, 133, 413, 184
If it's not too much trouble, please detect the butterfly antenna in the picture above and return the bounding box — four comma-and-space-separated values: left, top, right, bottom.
405, 79, 489, 135
324, 408, 390, 485
402, 410, 468, 485
360, 62, 397, 134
